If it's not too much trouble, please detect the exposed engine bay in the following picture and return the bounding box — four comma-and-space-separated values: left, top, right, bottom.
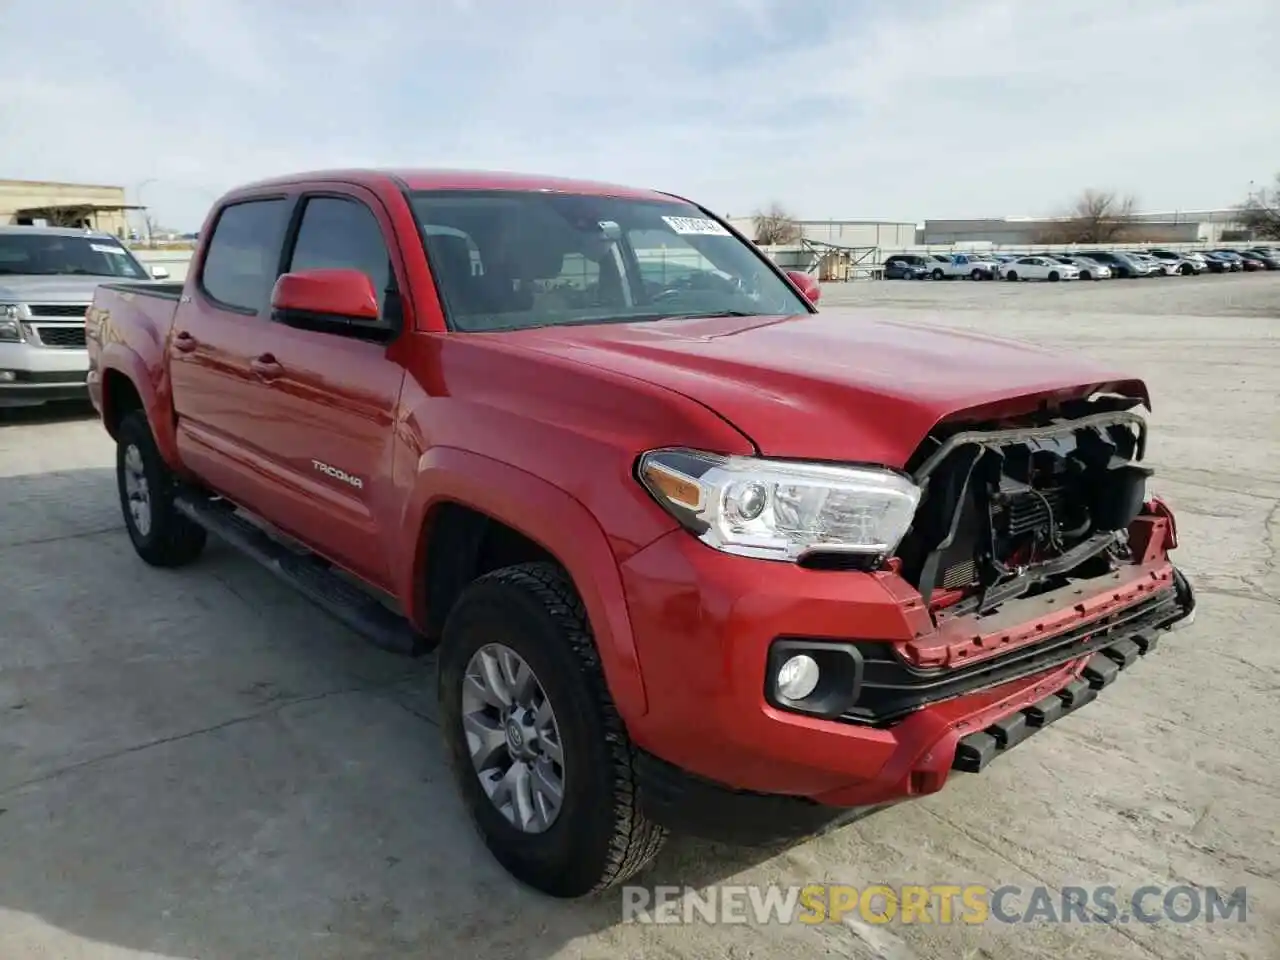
898, 398, 1155, 622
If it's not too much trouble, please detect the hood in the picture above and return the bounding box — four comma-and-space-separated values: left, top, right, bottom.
504, 310, 1149, 466
0, 275, 124, 304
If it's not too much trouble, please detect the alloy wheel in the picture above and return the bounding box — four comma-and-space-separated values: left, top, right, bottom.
461, 642, 566, 833
122, 443, 152, 537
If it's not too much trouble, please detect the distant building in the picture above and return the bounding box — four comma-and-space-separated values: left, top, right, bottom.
921, 209, 1251, 246
728, 217, 920, 249
0, 179, 139, 237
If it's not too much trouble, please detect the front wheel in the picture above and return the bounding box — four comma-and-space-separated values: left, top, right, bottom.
970, 269, 984, 281
1048, 271, 1060, 282
116, 410, 207, 567
1005, 270, 1019, 281
439, 562, 666, 898
931, 268, 945, 280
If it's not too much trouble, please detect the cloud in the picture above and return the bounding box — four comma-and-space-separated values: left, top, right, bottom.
1, 0, 1276, 229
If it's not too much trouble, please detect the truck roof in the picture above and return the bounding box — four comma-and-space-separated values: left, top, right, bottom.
231, 168, 678, 203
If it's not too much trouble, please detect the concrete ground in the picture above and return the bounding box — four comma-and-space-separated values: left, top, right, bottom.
1, 273, 1277, 959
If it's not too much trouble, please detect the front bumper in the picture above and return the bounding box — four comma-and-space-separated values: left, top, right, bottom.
954, 566, 1194, 772
0, 341, 90, 407
620, 526, 1195, 822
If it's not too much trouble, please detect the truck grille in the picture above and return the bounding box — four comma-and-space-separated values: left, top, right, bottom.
28, 303, 90, 318
33, 325, 87, 348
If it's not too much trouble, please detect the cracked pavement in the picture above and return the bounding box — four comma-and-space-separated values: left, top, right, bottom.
1, 273, 1277, 959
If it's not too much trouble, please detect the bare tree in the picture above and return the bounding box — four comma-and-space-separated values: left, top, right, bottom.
1236, 173, 1280, 241
1034, 189, 1138, 244
752, 203, 804, 245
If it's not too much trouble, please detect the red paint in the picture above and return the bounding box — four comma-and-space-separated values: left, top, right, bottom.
271, 268, 380, 321
86, 169, 1184, 810
785, 270, 822, 304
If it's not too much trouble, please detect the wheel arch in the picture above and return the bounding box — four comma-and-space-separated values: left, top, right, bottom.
98, 346, 182, 472
397, 446, 650, 721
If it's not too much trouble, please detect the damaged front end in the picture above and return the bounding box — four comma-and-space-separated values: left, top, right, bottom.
839, 393, 1197, 727
898, 397, 1158, 619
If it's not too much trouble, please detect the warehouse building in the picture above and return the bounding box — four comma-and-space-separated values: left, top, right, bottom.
0, 178, 138, 236
921, 209, 1251, 246
727, 216, 920, 249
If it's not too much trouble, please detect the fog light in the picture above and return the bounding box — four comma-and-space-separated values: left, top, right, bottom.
0, 370, 15, 382
777, 654, 820, 700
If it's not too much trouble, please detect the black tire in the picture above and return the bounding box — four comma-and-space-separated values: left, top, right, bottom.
931, 268, 945, 280
1006, 270, 1018, 281
438, 562, 666, 898
1048, 271, 1060, 282
116, 410, 207, 567
1181, 263, 1193, 275
1081, 270, 1093, 281
970, 269, 983, 281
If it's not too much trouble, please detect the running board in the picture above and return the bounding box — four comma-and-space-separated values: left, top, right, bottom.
174, 494, 425, 657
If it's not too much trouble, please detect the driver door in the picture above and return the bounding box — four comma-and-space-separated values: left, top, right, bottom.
235, 188, 410, 589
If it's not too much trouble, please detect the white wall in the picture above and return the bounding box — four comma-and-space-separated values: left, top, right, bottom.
133, 249, 193, 281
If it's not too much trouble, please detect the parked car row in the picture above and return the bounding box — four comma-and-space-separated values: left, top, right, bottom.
883, 246, 1279, 282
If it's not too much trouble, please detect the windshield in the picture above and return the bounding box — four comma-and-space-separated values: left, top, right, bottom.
0, 233, 149, 278
407, 190, 810, 332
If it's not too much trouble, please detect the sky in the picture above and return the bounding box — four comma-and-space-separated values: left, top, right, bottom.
2, 0, 1277, 231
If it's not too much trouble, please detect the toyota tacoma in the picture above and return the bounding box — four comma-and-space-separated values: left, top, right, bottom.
85, 169, 1197, 898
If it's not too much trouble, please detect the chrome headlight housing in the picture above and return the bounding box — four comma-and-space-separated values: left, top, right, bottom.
638, 448, 922, 563
0, 304, 24, 342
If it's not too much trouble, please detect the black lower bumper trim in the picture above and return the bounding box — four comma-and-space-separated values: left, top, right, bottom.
633, 749, 896, 843
952, 617, 1171, 774
1083, 653, 1120, 689
1025, 694, 1066, 727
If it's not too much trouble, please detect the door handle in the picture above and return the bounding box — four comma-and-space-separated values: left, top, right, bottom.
250, 354, 284, 379
173, 331, 198, 353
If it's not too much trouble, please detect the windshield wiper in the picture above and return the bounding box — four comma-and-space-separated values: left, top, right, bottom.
664, 310, 761, 319
566, 310, 763, 325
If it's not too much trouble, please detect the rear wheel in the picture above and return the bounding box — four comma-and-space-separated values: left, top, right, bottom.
116, 411, 206, 567
1005, 270, 1019, 281
438, 562, 666, 898
970, 269, 984, 281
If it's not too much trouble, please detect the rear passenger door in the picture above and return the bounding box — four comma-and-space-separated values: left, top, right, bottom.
241, 188, 409, 589
170, 196, 293, 510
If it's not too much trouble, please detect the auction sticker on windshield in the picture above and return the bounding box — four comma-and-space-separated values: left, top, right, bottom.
662, 216, 731, 237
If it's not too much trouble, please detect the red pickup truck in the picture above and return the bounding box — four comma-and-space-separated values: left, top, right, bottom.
86, 169, 1196, 898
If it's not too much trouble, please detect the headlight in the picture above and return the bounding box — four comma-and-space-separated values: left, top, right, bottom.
637, 448, 922, 563
0, 305, 24, 342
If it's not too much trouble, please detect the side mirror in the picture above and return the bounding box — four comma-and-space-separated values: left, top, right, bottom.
271, 268, 380, 324
150, 265, 170, 279
786, 270, 821, 305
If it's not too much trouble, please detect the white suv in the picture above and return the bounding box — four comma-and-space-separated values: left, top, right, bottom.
0, 227, 164, 409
